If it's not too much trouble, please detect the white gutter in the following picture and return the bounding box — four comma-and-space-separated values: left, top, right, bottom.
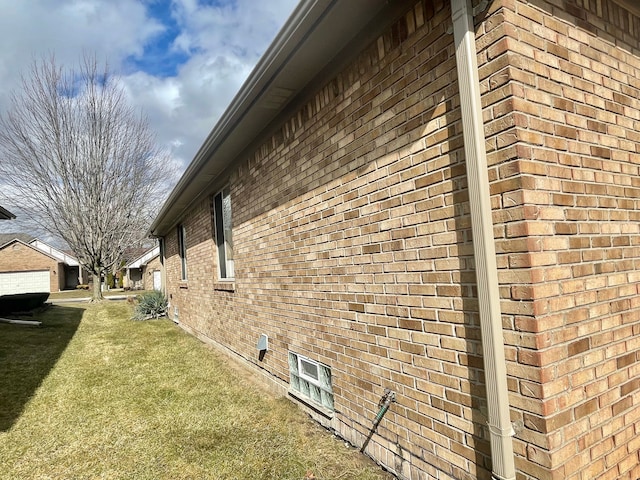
451, 1, 516, 480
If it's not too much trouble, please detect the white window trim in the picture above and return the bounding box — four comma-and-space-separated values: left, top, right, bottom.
298, 356, 322, 387
213, 188, 234, 281
289, 352, 334, 413
178, 225, 187, 281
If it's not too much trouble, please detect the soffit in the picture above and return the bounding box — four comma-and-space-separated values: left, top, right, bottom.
0, 205, 15, 220
611, 0, 640, 17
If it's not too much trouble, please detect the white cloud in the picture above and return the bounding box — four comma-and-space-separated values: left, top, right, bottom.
0, 0, 298, 173
0, 0, 162, 101
0, 0, 298, 237
122, 0, 299, 167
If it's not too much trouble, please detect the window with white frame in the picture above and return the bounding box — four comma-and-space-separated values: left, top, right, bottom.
288, 352, 334, 411
213, 187, 234, 279
178, 224, 187, 280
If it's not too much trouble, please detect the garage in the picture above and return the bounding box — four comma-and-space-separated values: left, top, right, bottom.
0, 270, 50, 295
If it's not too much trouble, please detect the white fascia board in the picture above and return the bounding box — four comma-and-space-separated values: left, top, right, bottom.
125, 246, 160, 269
29, 240, 79, 266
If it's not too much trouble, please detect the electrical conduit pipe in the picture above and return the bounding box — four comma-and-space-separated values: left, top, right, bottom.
450, 0, 516, 479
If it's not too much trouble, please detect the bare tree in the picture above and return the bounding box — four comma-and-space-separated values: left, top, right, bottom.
0, 55, 174, 301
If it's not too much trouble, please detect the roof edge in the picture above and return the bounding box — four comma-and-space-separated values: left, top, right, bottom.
150, 0, 332, 236
0, 205, 16, 220
0, 238, 68, 264
125, 246, 161, 269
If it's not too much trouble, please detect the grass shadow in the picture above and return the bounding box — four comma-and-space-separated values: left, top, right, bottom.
0, 304, 84, 431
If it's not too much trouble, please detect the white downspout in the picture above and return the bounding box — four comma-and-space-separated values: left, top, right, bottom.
450, 1, 516, 480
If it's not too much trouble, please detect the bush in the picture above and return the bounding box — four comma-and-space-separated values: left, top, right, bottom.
132, 291, 168, 321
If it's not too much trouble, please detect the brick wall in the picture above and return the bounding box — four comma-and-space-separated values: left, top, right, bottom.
0, 241, 62, 292
480, 0, 640, 479
161, 0, 640, 479
142, 255, 162, 291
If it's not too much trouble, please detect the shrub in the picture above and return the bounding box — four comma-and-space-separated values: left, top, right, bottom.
132, 291, 168, 321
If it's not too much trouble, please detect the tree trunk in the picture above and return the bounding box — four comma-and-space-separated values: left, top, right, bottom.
0, 56, 174, 289
92, 273, 103, 302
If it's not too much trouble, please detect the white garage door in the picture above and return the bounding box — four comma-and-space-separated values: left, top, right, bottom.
0, 270, 50, 295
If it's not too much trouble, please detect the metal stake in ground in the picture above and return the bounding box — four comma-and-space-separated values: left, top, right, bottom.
360, 389, 396, 453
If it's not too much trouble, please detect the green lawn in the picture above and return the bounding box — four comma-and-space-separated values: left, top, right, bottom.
0, 302, 393, 480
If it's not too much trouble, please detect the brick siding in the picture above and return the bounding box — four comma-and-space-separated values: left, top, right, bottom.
162, 0, 640, 478
0, 241, 63, 292
142, 255, 162, 291
482, 0, 640, 479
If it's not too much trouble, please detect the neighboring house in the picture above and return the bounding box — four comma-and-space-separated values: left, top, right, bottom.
28, 239, 86, 289
0, 206, 15, 220
123, 245, 161, 290
150, 1, 640, 480
0, 234, 84, 294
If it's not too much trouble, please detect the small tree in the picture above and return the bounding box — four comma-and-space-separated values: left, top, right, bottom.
0, 55, 173, 301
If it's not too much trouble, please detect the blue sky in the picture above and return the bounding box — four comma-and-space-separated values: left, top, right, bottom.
0, 0, 298, 236
0, 0, 299, 172
125, 1, 189, 77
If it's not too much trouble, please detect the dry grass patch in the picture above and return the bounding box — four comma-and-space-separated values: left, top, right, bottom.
48, 289, 144, 301
0, 302, 394, 480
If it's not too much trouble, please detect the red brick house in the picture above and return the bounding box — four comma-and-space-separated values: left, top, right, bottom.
123, 245, 162, 290
0, 235, 84, 294
150, 1, 640, 479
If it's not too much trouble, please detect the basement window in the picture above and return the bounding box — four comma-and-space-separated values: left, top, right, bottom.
288, 352, 334, 411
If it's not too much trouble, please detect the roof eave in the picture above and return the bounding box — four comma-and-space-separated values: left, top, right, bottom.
150, 0, 393, 237
125, 246, 161, 269
0, 206, 16, 220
